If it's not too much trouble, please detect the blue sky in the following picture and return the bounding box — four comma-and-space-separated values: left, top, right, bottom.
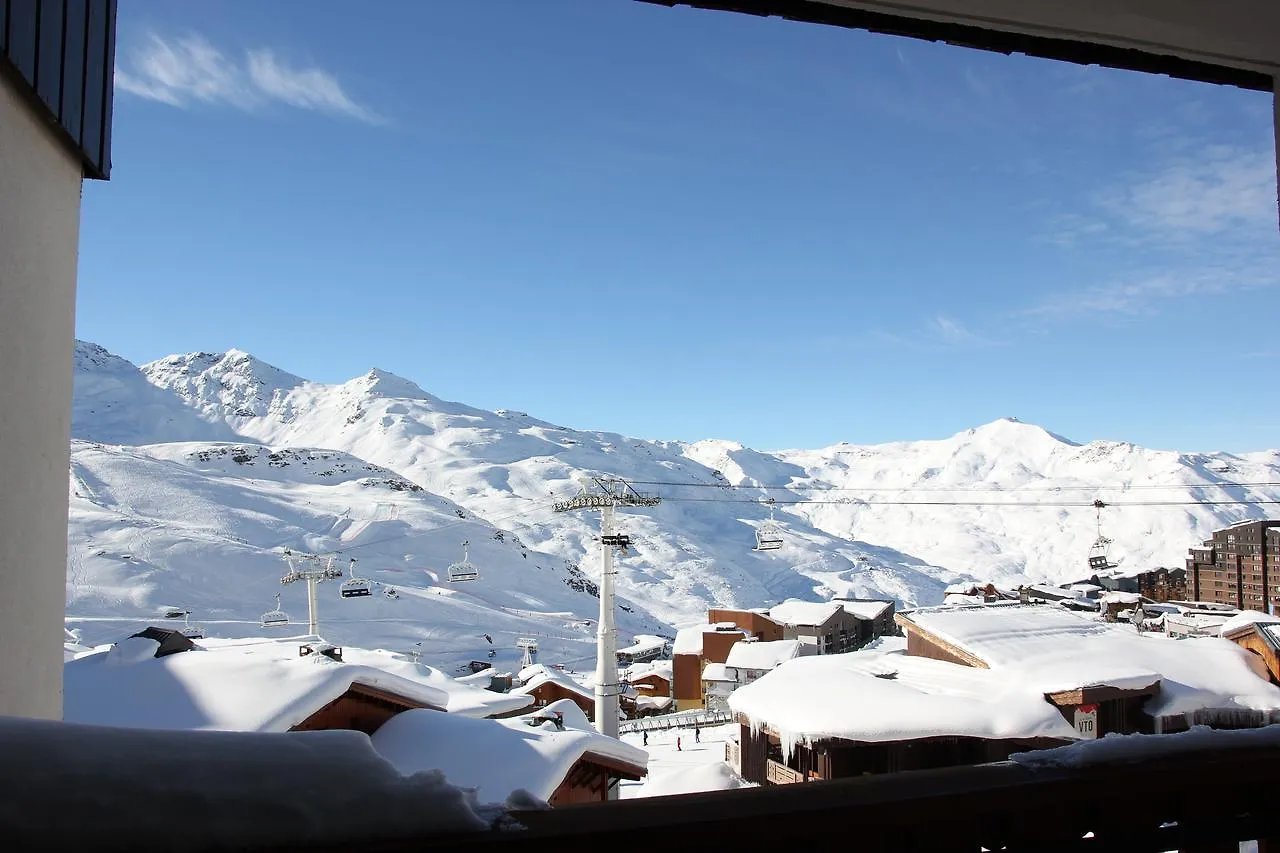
79, 0, 1280, 452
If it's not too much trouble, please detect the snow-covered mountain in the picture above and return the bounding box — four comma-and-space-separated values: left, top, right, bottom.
66, 342, 1280, 668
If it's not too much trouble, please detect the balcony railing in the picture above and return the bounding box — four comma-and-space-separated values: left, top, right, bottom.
271, 729, 1280, 853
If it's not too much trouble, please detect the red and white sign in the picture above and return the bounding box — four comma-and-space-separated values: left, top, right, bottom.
1074, 703, 1099, 739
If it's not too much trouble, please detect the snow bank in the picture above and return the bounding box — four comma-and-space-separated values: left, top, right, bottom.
729, 651, 1078, 760
1011, 724, 1280, 769
65, 636, 452, 731
630, 761, 747, 798
0, 716, 496, 850
371, 701, 646, 803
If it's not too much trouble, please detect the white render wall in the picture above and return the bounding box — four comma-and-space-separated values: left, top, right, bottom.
0, 72, 84, 719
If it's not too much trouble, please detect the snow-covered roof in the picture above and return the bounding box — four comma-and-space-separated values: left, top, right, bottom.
1219, 610, 1280, 637
725, 639, 804, 672
901, 605, 1280, 718
768, 599, 842, 627
838, 600, 893, 620
625, 659, 673, 682
619, 635, 668, 655
371, 699, 646, 804
1100, 591, 1143, 605
729, 650, 1079, 758
673, 625, 706, 656
0, 716, 500, 850
636, 695, 672, 711
702, 662, 732, 682
513, 665, 595, 701
63, 636, 470, 732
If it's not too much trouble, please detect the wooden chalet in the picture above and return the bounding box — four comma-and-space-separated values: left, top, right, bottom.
1221, 612, 1280, 683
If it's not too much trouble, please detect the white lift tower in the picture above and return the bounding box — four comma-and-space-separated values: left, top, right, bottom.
280, 550, 346, 638
554, 477, 660, 741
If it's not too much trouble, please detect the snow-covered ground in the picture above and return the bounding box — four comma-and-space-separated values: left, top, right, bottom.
67, 340, 1280, 667
618, 723, 747, 798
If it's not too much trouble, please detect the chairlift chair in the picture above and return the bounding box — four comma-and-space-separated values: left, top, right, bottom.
753, 500, 784, 552
448, 540, 479, 582
1087, 499, 1118, 572
339, 558, 373, 598
260, 593, 289, 628
180, 613, 204, 640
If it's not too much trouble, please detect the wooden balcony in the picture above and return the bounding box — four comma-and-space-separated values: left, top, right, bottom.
274, 731, 1280, 853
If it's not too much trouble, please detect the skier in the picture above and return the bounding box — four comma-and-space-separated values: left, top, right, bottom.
695, 726, 701, 743
642, 731, 648, 746
677, 736, 682, 751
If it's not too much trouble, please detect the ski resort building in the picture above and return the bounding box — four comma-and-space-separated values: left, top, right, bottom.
616, 635, 669, 666
672, 623, 748, 710
1186, 521, 1280, 612
1220, 611, 1280, 683
62, 633, 543, 733
373, 700, 647, 806
729, 604, 1280, 786
513, 665, 600, 719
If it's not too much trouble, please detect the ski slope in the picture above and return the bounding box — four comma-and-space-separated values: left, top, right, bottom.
67, 342, 1280, 663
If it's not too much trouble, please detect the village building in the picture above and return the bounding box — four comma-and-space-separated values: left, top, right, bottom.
724, 638, 811, 686
768, 600, 863, 654
1099, 591, 1144, 623
623, 659, 672, 697
1186, 520, 1280, 612
63, 632, 535, 734
1083, 567, 1188, 602
729, 604, 1280, 787
895, 604, 1280, 734
514, 665, 600, 719
1219, 611, 1280, 684
835, 598, 898, 641
372, 699, 647, 806
702, 662, 736, 712
616, 634, 669, 666
707, 608, 784, 641
672, 623, 748, 710
728, 651, 1078, 784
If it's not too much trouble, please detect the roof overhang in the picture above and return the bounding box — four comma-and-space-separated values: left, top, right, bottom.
637, 0, 1277, 91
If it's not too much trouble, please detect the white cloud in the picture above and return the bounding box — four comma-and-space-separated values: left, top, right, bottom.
114, 32, 382, 124
929, 315, 1000, 347
1103, 147, 1277, 235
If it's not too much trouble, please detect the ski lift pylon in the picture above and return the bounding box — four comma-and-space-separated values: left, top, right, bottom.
448, 540, 479, 582
753, 499, 783, 552
260, 593, 289, 628
339, 558, 372, 598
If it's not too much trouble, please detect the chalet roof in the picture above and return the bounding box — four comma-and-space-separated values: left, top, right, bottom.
618, 634, 668, 655
672, 625, 706, 656
837, 600, 894, 621
768, 599, 841, 628
725, 639, 804, 671
371, 699, 647, 804
1219, 610, 1280, 637
898, 605, 1280, 719
729, 651, 1080, 754
65, 636, 455, 732
702, 662, 732, 683
514, 665, 595, 701
624, 659, 673, 682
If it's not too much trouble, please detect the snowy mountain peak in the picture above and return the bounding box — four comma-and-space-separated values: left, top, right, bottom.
142, 349, 305, 422
74, 340, 135, 373
965, 418, 1078, 447
347, 368, 430, 401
